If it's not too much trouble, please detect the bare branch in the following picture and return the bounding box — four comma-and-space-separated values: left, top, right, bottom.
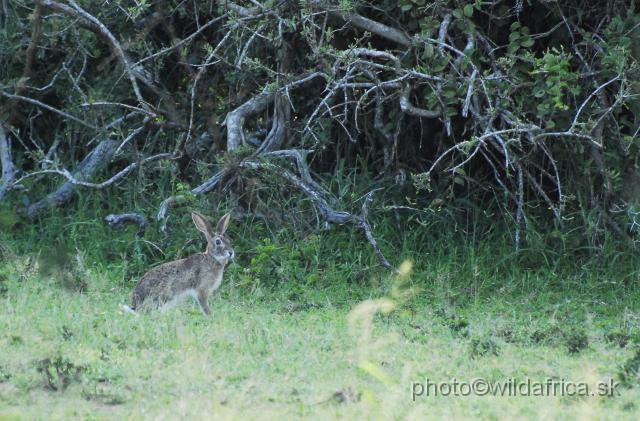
18, 152, 172, 191
358, 189, 394, 271
399, 84, 441, 118
335, 7, 412, 47
226, 90, 275, 151
224, 2, 257, 18
256, 93, 290, 153
24, 139, 118, 219
233, 0, 413, 47
157, 195, 189, 223
1, 92, 97, 130
438, 13, 452, 51
570, 75, 620, 131
105, 212, 147, 237
226, 73, 327, 151
0, 123, 16, 201
240, 159, 394, 269
191, 170, 226, 197
80, 102, 156, 117
263, 149, 331, 198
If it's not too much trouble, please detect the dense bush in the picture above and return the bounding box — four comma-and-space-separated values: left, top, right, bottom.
0, 0, 639, 258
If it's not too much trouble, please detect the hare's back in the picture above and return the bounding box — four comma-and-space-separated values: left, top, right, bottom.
133, 256, 202, 304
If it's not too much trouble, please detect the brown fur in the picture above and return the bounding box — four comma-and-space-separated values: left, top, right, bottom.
129, 211, 234, 315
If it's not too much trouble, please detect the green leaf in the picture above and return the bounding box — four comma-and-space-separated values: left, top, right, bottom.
520, 38, 534, 48
423, 43, 434, 58
452, 9, 463, 19
446, 106, 459, 117
442, 88, 457, 98
432, 61, 447, 72
507, 44, 520, 54
537, 103, 550, 114
463, 4, 474, 17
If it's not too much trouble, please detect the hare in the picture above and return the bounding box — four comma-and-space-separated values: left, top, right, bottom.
122, 211, 234, 315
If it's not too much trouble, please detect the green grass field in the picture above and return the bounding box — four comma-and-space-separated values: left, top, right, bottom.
1, 237, 640, 420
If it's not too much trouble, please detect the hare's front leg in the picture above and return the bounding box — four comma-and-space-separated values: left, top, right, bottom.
197, 290, 211, 315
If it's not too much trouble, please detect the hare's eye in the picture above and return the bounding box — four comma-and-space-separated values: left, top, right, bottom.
215, 239, 222, 246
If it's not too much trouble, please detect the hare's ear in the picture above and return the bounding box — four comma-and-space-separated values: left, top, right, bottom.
216, 212, 231, 235
192, 211, 213, 238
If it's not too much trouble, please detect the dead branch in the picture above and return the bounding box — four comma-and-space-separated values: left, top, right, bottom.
79, 102, 155, 118
24, 139, 118, 219
226, 73, 326, 151
0, 123, 16, 201
228, 1, 413, 48
105, 212, 147, 237
263, 149, 330, 198
438, 13, 452, 49
309, 1, 412, 47
358, 189, 394, 270
157, 195, 189, 223
240, 159, 352, 223
256, 93, 290, 153
399, 84, 441, 118
240, 159, 394, 269
225, 2, 256, 18
1, 92, 98, 130
373, 92, 394, 169
17, 152, 172, 191
226, 90, 275, 151
177, 25, 240, 153
191, 170, 226, 197
25, 140, 118, 219
341, 10, 412, 47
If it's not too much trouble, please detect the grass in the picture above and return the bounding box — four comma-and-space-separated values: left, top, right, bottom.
1, 229, 640, 420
